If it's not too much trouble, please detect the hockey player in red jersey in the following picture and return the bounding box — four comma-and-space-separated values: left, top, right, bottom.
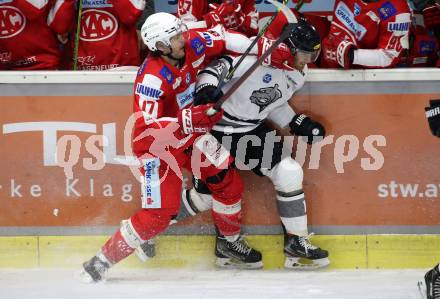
57, 0, 146, 70
321, 0, 411, 69
79, 11, 300, 281
400, 12, 439, 67
177, 0, 258, 36
0, 0, 71, 69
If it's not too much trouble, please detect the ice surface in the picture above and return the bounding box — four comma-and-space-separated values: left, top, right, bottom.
0, 268, 425, 299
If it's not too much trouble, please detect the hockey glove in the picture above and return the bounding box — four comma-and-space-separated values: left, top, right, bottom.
178, 103, 224, 135
258, 37, 295, 70
194, 84, 223, 105
425, 102, 440, 137
204, 3, 244, 30
430, 99, 440, 107
336, 39, 356, 69
289, 113, 326, 144
322, 34, 356, 69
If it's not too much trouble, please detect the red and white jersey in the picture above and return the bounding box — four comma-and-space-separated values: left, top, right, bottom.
66, 0, 145, 70
0, 0, 70, 70
326, 0, 411, 68
132, 28, 226, 158
177, 0, 258, 36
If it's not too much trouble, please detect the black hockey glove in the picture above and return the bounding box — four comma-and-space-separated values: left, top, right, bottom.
194, 84, 223, 106
425, 101, 440, 137
430, 99, 440, 107
289, 113, 326, 144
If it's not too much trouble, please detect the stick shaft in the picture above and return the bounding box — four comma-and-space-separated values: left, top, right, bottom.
205, 0, 306, 116
213, 23, 296, 111
211, 0, 289, 99
73, 0, 83, 71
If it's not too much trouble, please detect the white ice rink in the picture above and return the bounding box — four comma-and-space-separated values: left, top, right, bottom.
0, 268, 426, 299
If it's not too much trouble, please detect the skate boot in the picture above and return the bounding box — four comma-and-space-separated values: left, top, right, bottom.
419, 264, 440, 299
79, 253, 111, 283
284, 233, 330, 270
135, 238, 156, 262
215, 234, 263, 269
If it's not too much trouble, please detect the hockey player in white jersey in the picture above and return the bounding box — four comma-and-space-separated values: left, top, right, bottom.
180, 19, 329, 269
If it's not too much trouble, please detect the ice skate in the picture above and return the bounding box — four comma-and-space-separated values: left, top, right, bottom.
135, 238, 156, 262
284, 233, 330, 270
419, 264, 440, 299
79, 254, 111, 283
215, 234, 263, 269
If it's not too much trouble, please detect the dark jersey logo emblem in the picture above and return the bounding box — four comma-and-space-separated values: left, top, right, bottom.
250, 84, 282, 112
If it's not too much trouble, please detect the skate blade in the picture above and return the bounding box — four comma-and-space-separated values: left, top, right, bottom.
76, 268, 106, 284
284, 257, 330, 270
135, 247, 149, 263
417, 280, 427, 299
76, 269, 95, 283
215, 257, 263, 270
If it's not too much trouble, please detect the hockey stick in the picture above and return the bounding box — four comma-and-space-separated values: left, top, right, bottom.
207, 23, 296, 114
206, 0, 299, 115
73, 0, 83, 70
216, 0, 305, 88
219, 0, 290, 83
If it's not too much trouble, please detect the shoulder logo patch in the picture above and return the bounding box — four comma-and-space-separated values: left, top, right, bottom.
263, 74, 272, 83
159, 66, 174, 84
378, 2, 397, 20
191, 37, 205, 56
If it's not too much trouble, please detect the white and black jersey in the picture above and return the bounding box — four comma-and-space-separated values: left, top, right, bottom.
196, 55, 307, 133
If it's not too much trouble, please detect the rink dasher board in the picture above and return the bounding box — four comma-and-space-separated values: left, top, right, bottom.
1, 235, 439, 269
1, 70, 440, 270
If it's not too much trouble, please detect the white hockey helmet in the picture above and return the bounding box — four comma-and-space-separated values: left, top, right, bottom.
141, 12, 187, 52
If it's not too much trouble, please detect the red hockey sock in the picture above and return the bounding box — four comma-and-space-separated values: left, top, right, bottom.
101, 230, 135, 264
212, 211, 241, 237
